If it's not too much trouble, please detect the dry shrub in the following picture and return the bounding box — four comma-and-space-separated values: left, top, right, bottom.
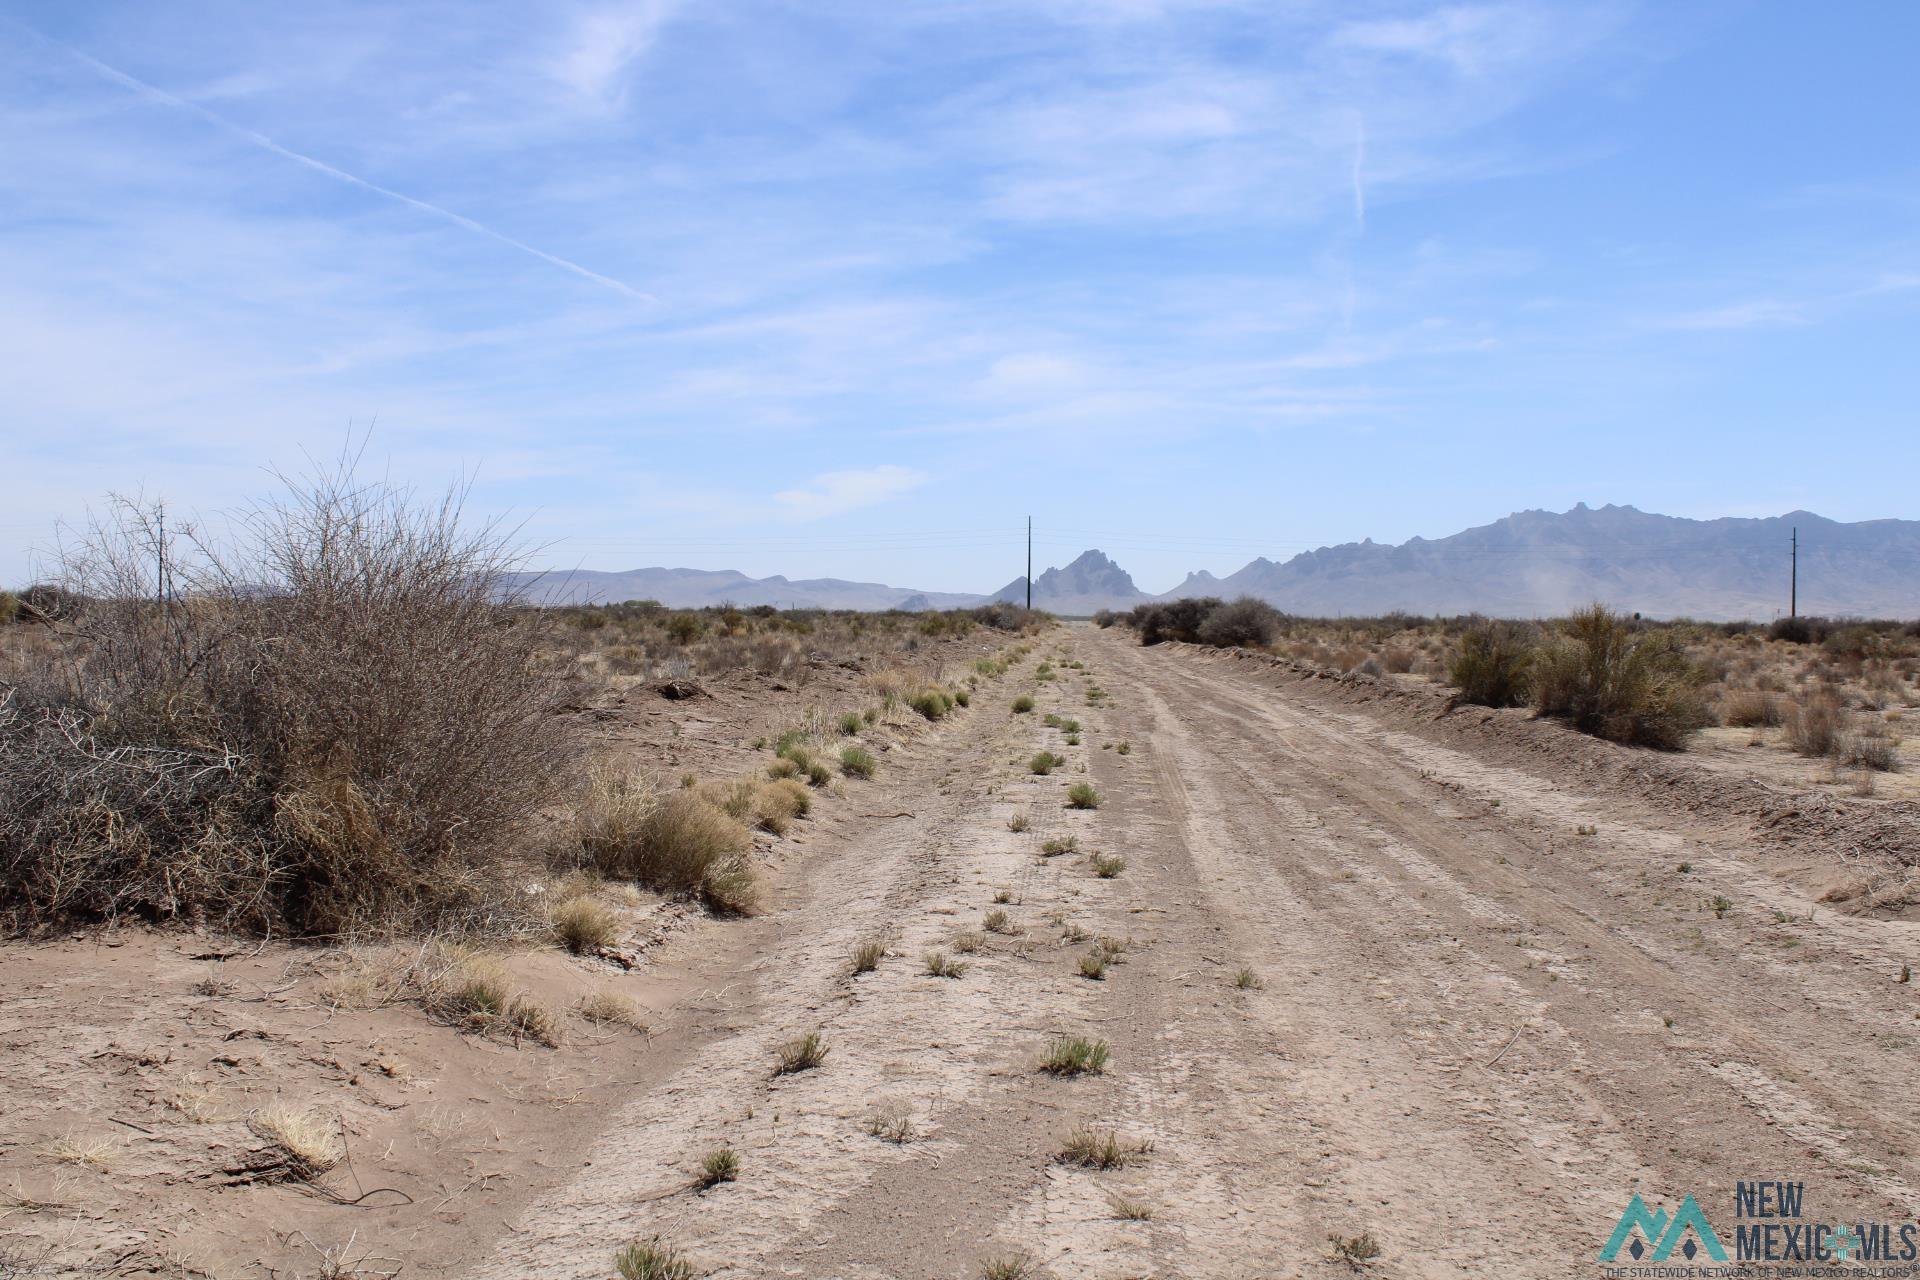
1787, 693, 1846, 757
0, 461, 571, 936
1530, 605, 1710, 750
249, 1102, 343, 1178
1449, 619, 1534, 708
1382, 648, 1415, 674
1722, 688, 1784, 728
551, 896, 620, 953
579, 988, 648, 1029
577, 764, 753, 905
1841, 724, 1902, 773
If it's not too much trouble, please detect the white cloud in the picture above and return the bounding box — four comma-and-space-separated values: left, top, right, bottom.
549, 2, 679, 108
1658, 301, 1806, 331
772, 466, 929, 520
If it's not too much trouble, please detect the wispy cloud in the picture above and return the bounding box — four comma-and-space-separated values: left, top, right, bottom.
14, 19, 654, 302
549, 2, 679, 109
1658, 300, 1806, 331
772, 466, 929, 520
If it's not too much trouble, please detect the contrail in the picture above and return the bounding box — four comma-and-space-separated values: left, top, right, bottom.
16, 22, 655, 303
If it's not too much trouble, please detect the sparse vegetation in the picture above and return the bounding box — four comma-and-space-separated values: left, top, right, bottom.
614, 1238, 695, 1280
925, 949, 969, 977
774, 1031, 829, 1075
1040, 1035, 1110, 1076
1011, 694, 1035, 714
696, 1147, 739, 1188
1327, 1232, 1384, 1265
863, 1099, 916, 1143
579, 989, 648, 1029
1040, 835, 1078, 856
981, 1255, 1034, 1280
1007, 810, 1031, 832
1233, 967, 1263, 990
1090, 853, 1125, 878
551, 895, 620, 953
1066, 782, 1102, 809
1057, 1125, 1152, 1169
851, 938, 887, 975
1030, 751, 1063, 775
840, 746, 877, 779
249, 1102, 343, 1178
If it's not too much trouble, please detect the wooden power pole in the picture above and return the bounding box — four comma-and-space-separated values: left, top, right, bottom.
1790, 526, 1798, 619
1025, 517, 1032, 611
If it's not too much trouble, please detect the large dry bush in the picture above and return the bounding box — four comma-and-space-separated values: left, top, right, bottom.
1530, 605, 1711, 750
1448, 619, 1535, 708
0, 467, 572, 935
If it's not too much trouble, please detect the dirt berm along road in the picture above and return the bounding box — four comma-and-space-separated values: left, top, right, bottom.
470, 624, 1920, 1279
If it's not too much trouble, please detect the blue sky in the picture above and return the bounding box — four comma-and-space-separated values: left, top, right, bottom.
2, 1, 1916, 594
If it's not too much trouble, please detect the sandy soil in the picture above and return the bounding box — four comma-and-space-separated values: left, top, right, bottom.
9, 623, 1920, 1277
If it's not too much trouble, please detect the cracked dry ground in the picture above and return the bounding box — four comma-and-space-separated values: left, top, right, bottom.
472, 625, 1920, 1280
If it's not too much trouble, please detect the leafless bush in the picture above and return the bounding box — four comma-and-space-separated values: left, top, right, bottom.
0, 461, 572, 935
1721, 688, 1784, 728
1786, 692, 1846, 757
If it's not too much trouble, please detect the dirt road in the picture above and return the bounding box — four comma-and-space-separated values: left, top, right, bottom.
470, 625, 1920, 1279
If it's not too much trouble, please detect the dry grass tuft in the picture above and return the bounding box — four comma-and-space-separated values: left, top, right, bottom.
45, 1132, 120, 1170
695, 1147, 739, 1189
774, 1031, 829, 1076
1057, 1125, 1153, 1169
851, 937, 888, 975
614, 1238, 695, 1280
863, 1099, 916, 1143
551, 895, 620, 953
924, 950, 969, 978
579, 989, 648, 1030
579, 765, 753, 906
1039, 1035, 1109, 1076
250, 1102, 343, 1177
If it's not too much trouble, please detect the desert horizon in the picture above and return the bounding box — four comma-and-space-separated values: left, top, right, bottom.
5, 3, 1918, 1277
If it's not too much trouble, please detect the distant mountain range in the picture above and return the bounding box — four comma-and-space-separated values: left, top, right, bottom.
507, 505, 1920, 621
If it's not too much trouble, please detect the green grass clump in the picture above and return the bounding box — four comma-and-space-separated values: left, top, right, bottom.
696, 1147, 739, 1188
614, 1238, 694, 1280
924, 950, 969, 978
1040, 1035, 1110, 1076
840, 746, 877, 779
910, 687, 955, 720
1058, 1125, 1152, 1169
1066, 782, 1101, 809
1029, 752, 1063, 776
1011, 695, 1035, 714
838, 712, 863, 735
774, 1031, 829, 1075
1040, 835, 1078, 857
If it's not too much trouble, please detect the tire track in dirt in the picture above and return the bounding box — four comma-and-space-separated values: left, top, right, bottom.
1088, 630, 1920, 1276
466, 628, 1920, 1279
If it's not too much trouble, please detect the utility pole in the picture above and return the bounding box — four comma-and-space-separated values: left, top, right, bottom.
1026, 517, 1032, 611
1790, 526, 1798, 619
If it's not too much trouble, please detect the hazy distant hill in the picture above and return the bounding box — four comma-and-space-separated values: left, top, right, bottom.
1157, 505, 1920, 621
503, 506, 1919, 620
993, 550, 1149, 615
499, 566, 982, 611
